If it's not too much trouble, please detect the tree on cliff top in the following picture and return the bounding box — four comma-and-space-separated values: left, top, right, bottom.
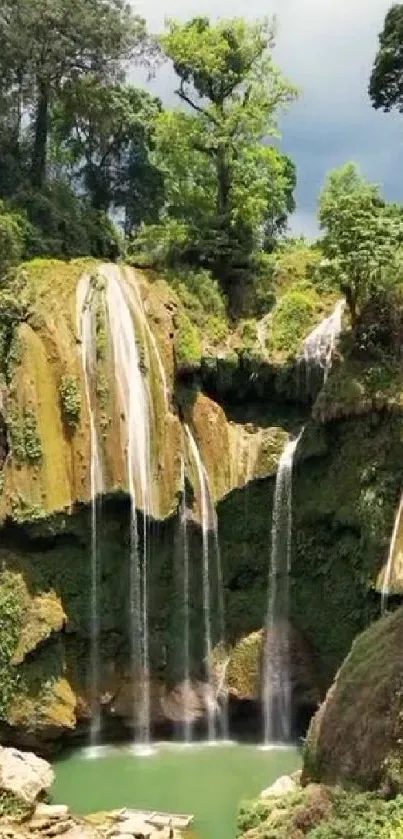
149, 16, 298, 313
318, 163, 402, 327
369, 4, 403, 113
0, 0, 147, 190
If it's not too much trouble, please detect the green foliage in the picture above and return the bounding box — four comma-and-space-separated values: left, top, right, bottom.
143, 16, 298, 310
174, 312, 202, 372
369, 5, 403, 113
268, 282, 325, 359
0, 201, 25, 279
17, 182, 123, 261
59, 376, 81, 430
52, 79, 163, 222
10, 408, 42, 465
318, 163, 402, 326
0, 572, 24, 719
237, 788, 403, 839
0, 0, 147, 190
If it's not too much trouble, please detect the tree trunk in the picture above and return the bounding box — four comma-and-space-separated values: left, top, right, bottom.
31, 83, 49, 189
216, 147, 231, 219
346, 287, 357, 328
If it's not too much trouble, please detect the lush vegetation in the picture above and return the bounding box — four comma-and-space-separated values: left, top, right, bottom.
238, 787, 403, 839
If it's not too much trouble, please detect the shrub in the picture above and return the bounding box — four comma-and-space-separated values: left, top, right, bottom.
59, 376, 81, 430
174, 311, 202, 372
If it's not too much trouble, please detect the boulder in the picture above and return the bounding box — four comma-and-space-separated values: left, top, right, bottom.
260, 774, 299, 799
303, 606, 403, 793
0, 747, 54, 805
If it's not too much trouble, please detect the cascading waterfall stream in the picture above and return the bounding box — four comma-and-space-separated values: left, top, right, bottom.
303, 299, 345, 386
76, 275, 104, 750
180, 455, 192, 743
262, 432, 302, 746
381, 492, 403, 613
184, 425, 228, 742
102, 264, 152, 752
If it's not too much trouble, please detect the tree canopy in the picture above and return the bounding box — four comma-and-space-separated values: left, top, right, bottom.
142, 16, 298, 312
369, 4, 403, 112
318, 163, 402, 326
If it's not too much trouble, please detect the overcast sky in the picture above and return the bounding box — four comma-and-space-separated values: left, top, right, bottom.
134, 0, 402, 238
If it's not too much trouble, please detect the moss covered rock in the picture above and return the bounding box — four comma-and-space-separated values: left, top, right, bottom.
303, 607, 403, 793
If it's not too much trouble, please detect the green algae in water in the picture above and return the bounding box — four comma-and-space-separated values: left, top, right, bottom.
52, 744, 300, 839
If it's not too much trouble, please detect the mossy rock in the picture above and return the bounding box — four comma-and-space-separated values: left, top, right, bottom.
12, 592, 66, 665
303, 607, 403, 793
174, 311, 202, 373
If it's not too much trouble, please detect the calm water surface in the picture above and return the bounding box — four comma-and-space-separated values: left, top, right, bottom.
53, 743, 300, 839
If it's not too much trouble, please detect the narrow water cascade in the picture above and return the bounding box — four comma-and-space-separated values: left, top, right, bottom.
179, 455, 192, 743
103, 264, 153, 751
381, 491, 403, 613
262, 432, 302, 746
303, 299, 345, 388
184, 425, 228, 741
76, 275, 104, 749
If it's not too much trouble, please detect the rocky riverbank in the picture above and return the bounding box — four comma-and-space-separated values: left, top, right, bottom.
0, 746, 183, 839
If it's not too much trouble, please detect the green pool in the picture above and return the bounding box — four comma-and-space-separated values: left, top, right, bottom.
52, 742, 301, 839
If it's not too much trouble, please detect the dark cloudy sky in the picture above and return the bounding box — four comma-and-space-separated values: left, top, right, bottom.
135, 0, 403, 237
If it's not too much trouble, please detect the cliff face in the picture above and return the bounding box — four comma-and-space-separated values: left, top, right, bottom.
0, 259, 401, 751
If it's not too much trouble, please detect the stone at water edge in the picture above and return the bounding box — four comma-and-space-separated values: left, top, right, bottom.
0, 746, 54, 805
260, 774, 299, 798
34, 804, 69, 820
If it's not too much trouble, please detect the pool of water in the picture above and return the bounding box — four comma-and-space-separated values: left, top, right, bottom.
52, 742, 301, 839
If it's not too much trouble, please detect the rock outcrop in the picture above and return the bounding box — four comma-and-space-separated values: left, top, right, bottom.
303, 606, 403, 792
0, 746, 54, 806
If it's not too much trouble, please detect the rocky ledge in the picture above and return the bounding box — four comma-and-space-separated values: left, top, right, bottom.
0, 747, 183, 839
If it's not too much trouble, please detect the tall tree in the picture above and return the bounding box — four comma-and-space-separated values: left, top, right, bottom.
156, 16, 297, 305
0, 0, 147, 189
369, 5, 403, 112
52, 78, 163, 224
318, 163, 402, 327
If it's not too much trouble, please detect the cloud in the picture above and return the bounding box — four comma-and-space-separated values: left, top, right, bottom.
134, 0, 403, 238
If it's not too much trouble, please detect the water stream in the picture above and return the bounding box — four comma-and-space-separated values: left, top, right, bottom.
179, 455, 192, 743
381, 491, 403, 613
303, 299, 345, 388
184, 425, 228, 741
76, 275, 104, 750
262, 432, 302, 746
103, 264, 152, 752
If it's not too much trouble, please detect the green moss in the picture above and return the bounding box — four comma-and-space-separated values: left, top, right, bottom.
0, 790, 33, 822
174, 311, 202, 372
303, 608, 403, 793
59, 375, 81, 430
0, 571, 25, 720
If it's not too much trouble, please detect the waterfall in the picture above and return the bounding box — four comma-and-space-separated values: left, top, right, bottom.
184, 424, 227, 741
76, 275, 104, 750
381, 492, 403, 613
303, 300, 345, 386
262, 432, 302, 746
103, 264, 152, 752
180, 455, 192, 743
